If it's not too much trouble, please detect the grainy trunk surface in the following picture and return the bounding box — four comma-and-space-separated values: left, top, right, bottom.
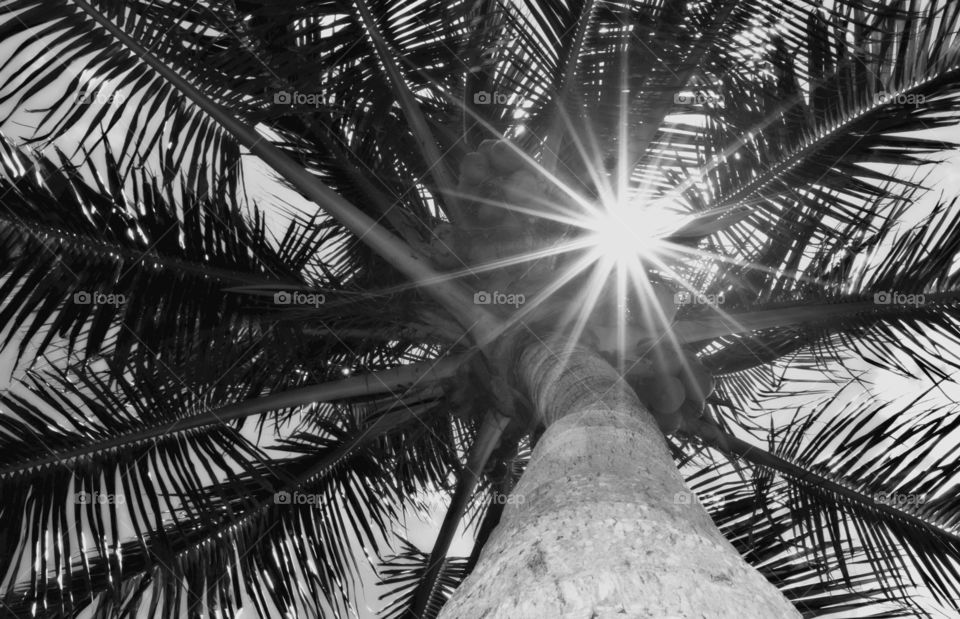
439, 341, 801, 618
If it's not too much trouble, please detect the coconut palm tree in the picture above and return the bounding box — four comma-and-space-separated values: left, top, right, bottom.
1, 0, 960, 617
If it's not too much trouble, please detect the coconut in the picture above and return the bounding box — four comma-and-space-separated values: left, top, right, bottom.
459, 152, 491, 185
472, 199, 504, 226
429, 223, 464, 269
646, 374, 686, 415
678, 352, 714, 404
490, 140, 526, 174
624, 357, 655, 382
653, 410, 683, 434
700, 405, 715, 423
632, 374, 685, 415
503, 169, 540, 205
477, 139, 498, 160
641, 343, 685, 376
649, 281, 679, 325
587, 322, 637, 356
521, 256, 555, 282
466, 237, 496, 265
484, 270, 516, 294
679, 398, 704, 420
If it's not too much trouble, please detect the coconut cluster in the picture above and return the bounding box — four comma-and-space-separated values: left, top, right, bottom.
457, 139, 548, 225
429, 139, 556, 284
626, 343, 716, 435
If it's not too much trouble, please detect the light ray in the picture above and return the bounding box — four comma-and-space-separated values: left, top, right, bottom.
408, 64, 771, 368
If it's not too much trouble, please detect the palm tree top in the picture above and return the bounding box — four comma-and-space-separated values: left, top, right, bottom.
0, 0, 960, 616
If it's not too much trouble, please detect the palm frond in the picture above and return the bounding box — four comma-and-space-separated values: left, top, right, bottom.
377, 541, 470, 619
668, 0, 960, 247
0, 0, 261, 198
0, 133, 323, 372
682, 388, 960, 616
0, 359, 464, 618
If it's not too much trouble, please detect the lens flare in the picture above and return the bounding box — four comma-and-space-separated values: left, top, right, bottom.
587, 202, 687, 264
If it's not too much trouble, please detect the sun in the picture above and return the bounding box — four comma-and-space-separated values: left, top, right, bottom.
468, 144, 698, 360
587, 201, 687, 264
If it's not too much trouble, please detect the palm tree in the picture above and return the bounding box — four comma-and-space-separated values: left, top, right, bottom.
0, 0, 959, 616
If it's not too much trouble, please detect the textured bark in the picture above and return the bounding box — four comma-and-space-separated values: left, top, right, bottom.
439, 341, 801, 618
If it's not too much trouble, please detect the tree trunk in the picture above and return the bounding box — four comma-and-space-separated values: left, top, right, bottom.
439, 340, 801, 618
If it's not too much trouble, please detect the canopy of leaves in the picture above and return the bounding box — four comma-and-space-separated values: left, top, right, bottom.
1, 0, 960, 617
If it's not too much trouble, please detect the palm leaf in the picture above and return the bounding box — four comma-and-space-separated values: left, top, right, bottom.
683, 387, 960, 615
